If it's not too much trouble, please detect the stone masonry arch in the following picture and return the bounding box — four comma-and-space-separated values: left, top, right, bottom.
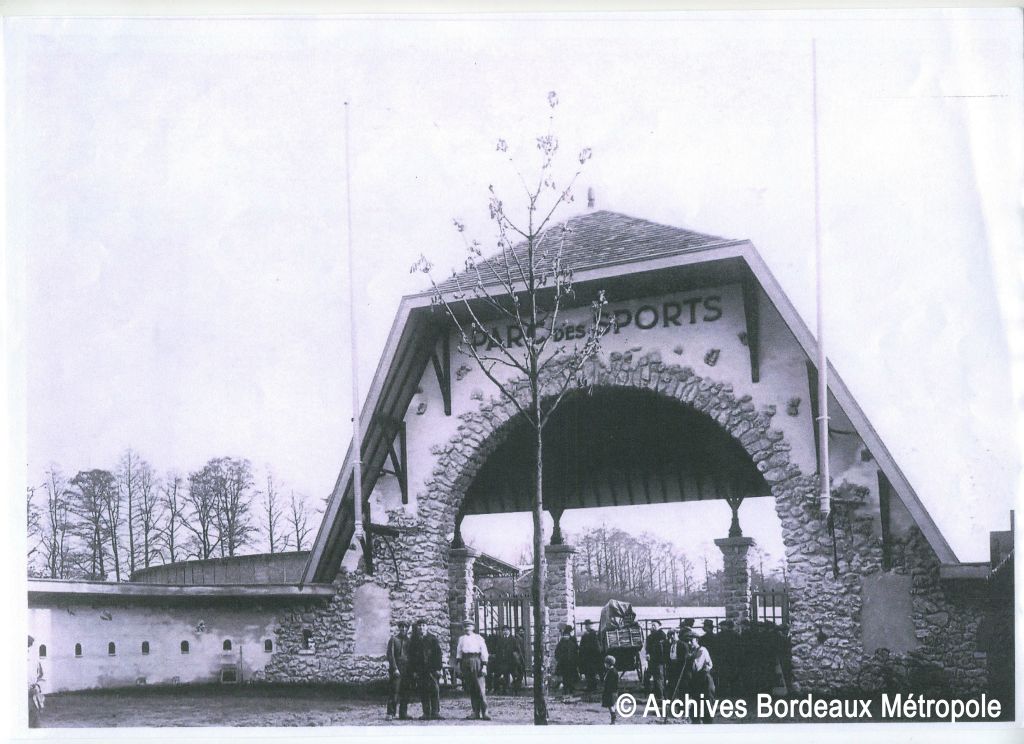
265, 349, 985, 697
418, 350, 826, 682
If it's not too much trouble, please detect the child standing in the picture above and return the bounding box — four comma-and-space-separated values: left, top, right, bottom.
601, 655, 620, 724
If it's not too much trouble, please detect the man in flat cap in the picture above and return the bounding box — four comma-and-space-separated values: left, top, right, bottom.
386, 619, 412, 720
455, 619, 490, 720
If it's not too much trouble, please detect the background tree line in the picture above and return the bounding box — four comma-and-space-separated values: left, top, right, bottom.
25, 449, 320, 581
568, 525, 787, 607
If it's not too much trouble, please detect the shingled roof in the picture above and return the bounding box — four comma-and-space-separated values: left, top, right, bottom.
434, 210, 735, 292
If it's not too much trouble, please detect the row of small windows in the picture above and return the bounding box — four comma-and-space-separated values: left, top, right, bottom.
53, 639, 274, 657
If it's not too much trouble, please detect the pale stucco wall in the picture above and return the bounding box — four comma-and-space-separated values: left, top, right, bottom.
29, 599, 281, 692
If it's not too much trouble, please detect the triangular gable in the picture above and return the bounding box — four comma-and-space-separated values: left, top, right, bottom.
302, 213, 958, 585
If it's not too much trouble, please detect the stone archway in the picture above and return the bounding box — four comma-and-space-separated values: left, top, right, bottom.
264, 348, 987, 697
418, 350, 820, 676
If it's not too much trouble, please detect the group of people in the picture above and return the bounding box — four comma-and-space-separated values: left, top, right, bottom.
385, 618, 445, 721
482, 625, 528, 694
385, 616, 794, 724
642, 619, 717, 722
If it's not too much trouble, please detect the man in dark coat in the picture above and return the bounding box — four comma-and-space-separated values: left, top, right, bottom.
511, 628, 527, 693
645, 620, 669, 702
714, 619, 740, 699
553, 624, 580, 694
579, 620, 602, 692
408, 618, 444, 720
492, 625, 516, 694
385, 620, 411, 720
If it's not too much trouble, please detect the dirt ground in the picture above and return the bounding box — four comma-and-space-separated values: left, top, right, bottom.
39, 682, 721, 728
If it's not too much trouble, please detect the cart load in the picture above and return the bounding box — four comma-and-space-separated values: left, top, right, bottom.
597, 599, 644, 680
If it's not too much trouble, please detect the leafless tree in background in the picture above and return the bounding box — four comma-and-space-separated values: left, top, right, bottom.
26, 485, 41, 570
286, 490, 312, 551
263, 472, 285, 554
118, 449, 140, 576
160, 471, 185, 564
184, 464, 222, 559
136, 460, 161, 569
70, 469, 117, 580
40, 466, 78, 579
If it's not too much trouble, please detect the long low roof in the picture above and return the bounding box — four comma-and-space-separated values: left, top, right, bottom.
28, 578, 336, 600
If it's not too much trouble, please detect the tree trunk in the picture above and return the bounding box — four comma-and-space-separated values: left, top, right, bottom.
531, 415, 548, 725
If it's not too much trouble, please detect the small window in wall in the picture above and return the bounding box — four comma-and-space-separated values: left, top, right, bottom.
141, 641, 150, 655
180, 640, 190, 654
264, 639, 273, 652
108, 642, 116, 656
223, 639, 232, 651
74, 643, 82, 657
301, 629, 313, 650
39, 645, 47, 658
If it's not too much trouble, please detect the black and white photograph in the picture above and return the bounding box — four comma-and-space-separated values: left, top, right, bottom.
5, 5, 1021, 739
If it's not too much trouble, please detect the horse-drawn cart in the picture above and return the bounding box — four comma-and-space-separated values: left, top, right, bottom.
598, 600, 645, 681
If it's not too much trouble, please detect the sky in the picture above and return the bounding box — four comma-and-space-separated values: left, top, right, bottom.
5, 10, 1022, 566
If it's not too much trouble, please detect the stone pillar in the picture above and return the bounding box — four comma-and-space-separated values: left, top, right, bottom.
715, 536, 755, 625
544, 544, 576, 663
448, 548, 479, 660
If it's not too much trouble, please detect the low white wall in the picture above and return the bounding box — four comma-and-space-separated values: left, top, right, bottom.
29, 599, 282, 692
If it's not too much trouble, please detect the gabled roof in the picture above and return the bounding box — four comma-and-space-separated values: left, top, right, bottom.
435, 210, 736, 293
301, 211, 959, 585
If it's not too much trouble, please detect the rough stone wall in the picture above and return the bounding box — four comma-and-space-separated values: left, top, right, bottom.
777, 481, 988, 695
261, 506, 456, 682
544, 545, 575, 661
448, 548, 478, 654
715, 537, 754, 624
264, 352, 990, 695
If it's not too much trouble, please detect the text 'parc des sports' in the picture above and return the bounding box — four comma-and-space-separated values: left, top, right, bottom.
468, 295, 724, 350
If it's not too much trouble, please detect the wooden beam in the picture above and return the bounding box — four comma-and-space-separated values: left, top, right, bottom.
431, 333, 452, 416
742, 274, 761, 383
878, 469, 892, 571
806, 360, 822, 470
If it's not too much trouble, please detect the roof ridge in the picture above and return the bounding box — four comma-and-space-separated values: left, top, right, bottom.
434, 209, 734, 292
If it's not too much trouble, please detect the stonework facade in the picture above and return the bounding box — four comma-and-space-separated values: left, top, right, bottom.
262, 353, 989, 696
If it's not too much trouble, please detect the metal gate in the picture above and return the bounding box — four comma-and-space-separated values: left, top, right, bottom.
473, 589, 533, 667
751, 589, 789, 625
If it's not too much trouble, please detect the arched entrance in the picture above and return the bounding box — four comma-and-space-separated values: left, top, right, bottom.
425, 352, 810, 667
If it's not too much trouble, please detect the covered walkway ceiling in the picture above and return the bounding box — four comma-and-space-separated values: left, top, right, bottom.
461, 387, 770, 516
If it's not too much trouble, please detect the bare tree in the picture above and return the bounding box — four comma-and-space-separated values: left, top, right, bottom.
118, 449, 140, 576
412, 91, 604, 724
262, 472, 285, 554
70, 469, 117, 580
136, 460, 161, 569
40, 466, 77, 579
160, 471, 185, 563
186, 457, 256, 559
26, 485, 42, 573
217, 458, 256, 557
286, 490, 312, 551
184, 465, 221, 559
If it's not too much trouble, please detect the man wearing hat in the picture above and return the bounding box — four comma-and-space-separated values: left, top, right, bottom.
386, 620, 412, 720
553, 624, 580, 695
644, 620, 669, 702
579, 619, 602, 692
408, 618, 444, 720
455, 619, 490, 720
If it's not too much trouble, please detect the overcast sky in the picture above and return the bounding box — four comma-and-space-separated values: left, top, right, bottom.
6, 10, 1021, 565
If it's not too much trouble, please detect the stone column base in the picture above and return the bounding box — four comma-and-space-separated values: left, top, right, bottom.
715, 536, 755, 625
